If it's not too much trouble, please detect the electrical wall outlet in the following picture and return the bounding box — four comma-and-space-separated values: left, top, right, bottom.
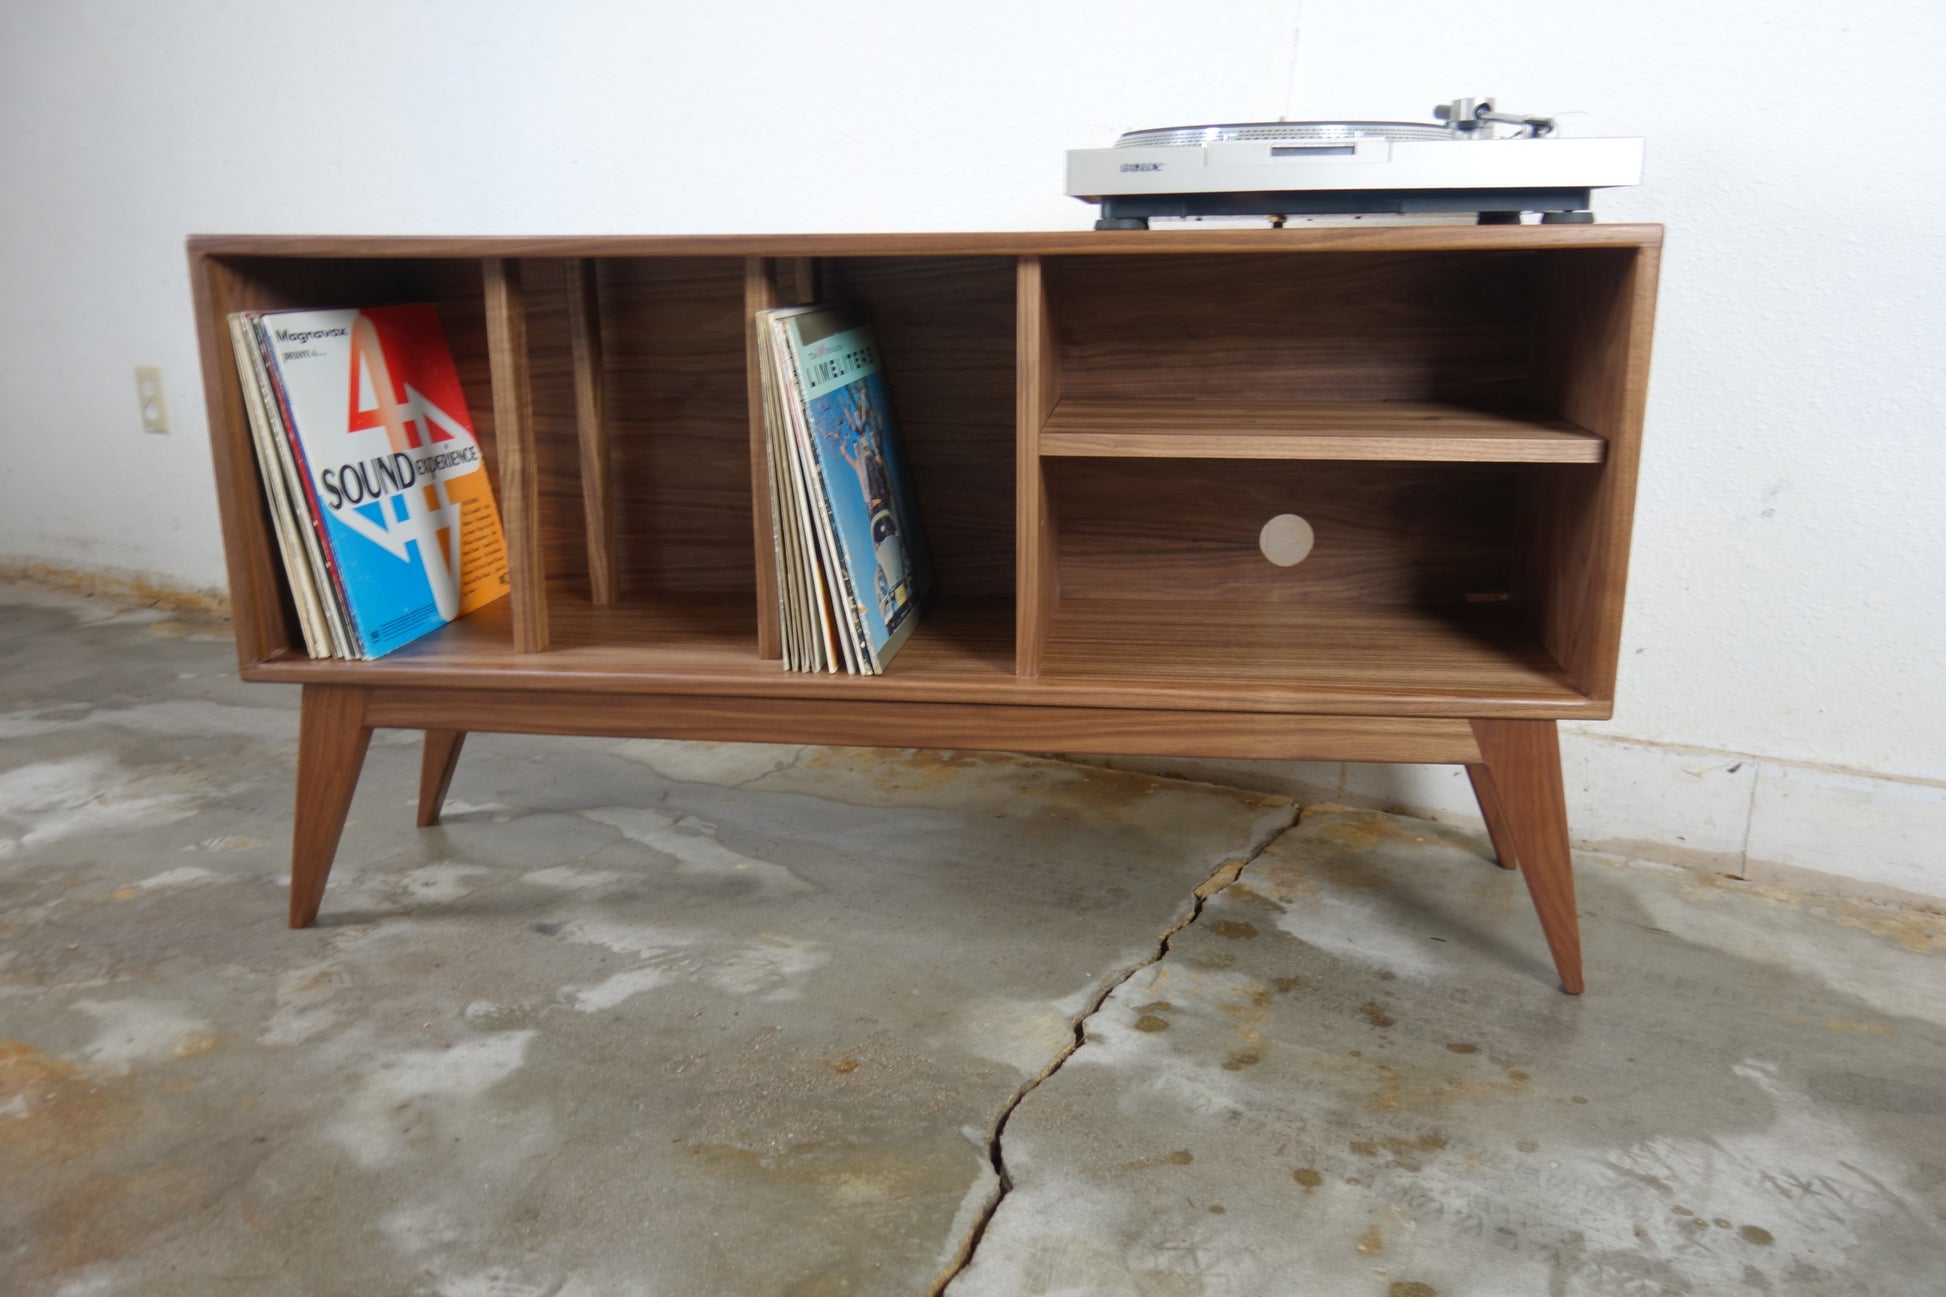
136, 365, 169, 434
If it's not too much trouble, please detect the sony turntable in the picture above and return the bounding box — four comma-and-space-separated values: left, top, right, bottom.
1067, 97, 1643, 229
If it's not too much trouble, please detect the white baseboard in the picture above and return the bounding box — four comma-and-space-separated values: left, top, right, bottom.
1064, 734, 1946, 911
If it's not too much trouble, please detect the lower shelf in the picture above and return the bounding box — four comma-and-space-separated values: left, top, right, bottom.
434, 590, 1016, 678
1039, 598, 1582, 703
244, 591, 1594, 717
255, 590, 1015, 685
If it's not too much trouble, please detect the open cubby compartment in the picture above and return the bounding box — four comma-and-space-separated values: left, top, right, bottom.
773, 254, 1020, 679
204, 254, 509, 664
1038, 248, 1639, 461
505, 255, 761, 668
1033, 456, 1601, 710
1014, 244, 1650, 712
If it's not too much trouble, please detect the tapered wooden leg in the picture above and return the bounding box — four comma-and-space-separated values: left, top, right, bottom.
1469, 719, 1583, 994
290, 684, 372, 929
1465, 764, 1521, 870
417, 730, 468, 828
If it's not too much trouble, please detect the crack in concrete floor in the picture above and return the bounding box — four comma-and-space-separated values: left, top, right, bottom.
930, 830, 1293, 1295
0, 583, 1303, 1296
6, 582, 1945, 1296
941, 809, 1946, 1297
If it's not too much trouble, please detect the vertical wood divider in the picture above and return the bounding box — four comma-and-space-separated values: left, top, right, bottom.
785, 256, 820, 305
1524, 244, 1661, 702
745, 258, 784, 659
483, 257, 549, 653
1015, 255, 1061, 677
565, 258, 618, 605
1573, 242, 1660, 700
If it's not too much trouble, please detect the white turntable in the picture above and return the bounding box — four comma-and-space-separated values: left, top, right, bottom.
1067, 97, 1643, 229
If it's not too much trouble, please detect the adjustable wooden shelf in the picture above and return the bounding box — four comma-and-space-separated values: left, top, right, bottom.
189, 226, 1661, 993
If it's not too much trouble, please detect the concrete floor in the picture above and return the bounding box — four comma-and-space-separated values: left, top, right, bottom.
1, 583, 1942, 1297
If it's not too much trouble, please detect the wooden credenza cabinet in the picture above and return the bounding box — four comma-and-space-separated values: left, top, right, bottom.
190, 226, 1661, 993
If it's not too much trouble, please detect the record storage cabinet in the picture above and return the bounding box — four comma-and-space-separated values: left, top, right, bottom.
189, 226, 1662, 993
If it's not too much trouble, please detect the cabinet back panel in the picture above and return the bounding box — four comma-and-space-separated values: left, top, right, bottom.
1051, 459, 1518, 606
1053, 252, 1541, 404
524, 257, 754, 596
828, 257, 1018, 599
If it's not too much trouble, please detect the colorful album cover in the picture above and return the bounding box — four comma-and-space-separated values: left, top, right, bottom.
258, 304, 509, 658
781, 309, 933, 667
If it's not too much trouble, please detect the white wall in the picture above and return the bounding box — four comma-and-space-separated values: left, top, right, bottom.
3, 1, 1943, 897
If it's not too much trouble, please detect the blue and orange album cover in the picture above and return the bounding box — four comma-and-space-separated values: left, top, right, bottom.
257, 305, 509, 658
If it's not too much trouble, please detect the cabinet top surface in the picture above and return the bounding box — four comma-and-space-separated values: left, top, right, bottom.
189, 224, 1663, 259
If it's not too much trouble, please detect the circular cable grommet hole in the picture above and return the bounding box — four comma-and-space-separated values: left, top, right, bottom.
1259, 513, 1315, 567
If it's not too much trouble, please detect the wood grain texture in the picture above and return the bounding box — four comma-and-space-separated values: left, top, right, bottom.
1039, 399, 1604, 463
833, 257, 1017, 599
1053, 252, 1543, 405
291, 685, 372, 927
511, 258, 754, 603
593, 259, 753, 595
363, 686, 1483, 764
1465, 763, 1521, 870
243, 589, 1591, 717
483, 257, 549, 653
1016, 256, 1060, 676
191, 231, 1660, 722
188, 226, 1664, 260
1520, 246, 1661, 702
416, 730, 468, 827
1042, 599, 1578, 704
1050, 459, 1519, 605
508, 258, 592, 598
785, 256, 820, 305
1471, 718, 1582, 993
745, 259, 783, 658
565, 259, 617, 605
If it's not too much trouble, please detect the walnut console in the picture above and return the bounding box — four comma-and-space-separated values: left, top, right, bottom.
189, 227, 1662, 994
